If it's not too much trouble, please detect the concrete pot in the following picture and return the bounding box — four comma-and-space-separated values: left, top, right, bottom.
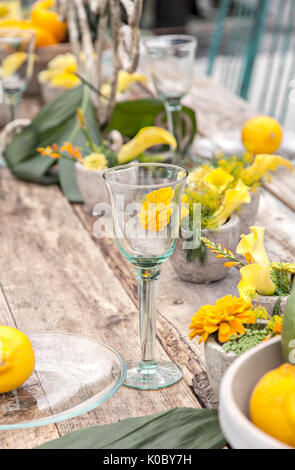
252, 294, 288, 316
75, 162, 110, 215
170, 215, 240, 283
237, 188, 260, 235
219, 336, 291, 448
205, 336, 237, 401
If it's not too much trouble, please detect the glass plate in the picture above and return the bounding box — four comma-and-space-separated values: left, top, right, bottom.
0, 331, 126, 430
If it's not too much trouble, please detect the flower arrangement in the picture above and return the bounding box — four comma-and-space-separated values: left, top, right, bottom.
202, 225, 295, 312
189, 294, 283, 355
37, 108, 177, 171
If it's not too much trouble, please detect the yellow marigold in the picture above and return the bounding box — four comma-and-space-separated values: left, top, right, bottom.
189, 295, 256, 344
83, 153, 108, 171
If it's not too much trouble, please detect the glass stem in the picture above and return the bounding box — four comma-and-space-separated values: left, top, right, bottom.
4, 91, 21, 121
164, 97, 182, 157
135, 266, 161, 370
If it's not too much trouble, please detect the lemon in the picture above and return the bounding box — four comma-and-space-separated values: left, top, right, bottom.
242, 115, 283, 154
0, 52, 27, 78
250, 363, 295, 447
0, 326, 35, 393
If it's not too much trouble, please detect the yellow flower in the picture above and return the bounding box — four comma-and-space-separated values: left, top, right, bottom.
138, 187, 187, 232
241, 154, 293, 186
271, 262, 295, 274
101, 70, 147, 97
38, 53, 80, 89
187, 165, 211, 185
204, 167, 234, 192
238, 264, 275, 301
189, 295, 256, 344
211, 179, 251, 227
0, 52, 27, 78
83, 153, 108, 171
138, 187, 174, 232
237, 226, 270, 267
117, 126, 176, 164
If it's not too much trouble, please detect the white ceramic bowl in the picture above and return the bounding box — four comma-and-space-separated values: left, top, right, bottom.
219, 336, 292, 449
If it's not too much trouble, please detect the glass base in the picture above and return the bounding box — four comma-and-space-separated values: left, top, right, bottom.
124, 360, 183, 390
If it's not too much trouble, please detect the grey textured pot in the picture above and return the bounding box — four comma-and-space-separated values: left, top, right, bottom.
170, 214, 240, 283
219, 336, 291, 448
252, 294, 288, 316
237, 188, 260, 235
205, 336, 237, 401
75, 162, 110, 215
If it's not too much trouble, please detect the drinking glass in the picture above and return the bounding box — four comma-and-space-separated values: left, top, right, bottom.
104, 163, 188, 389
0, 29, 35, 121
144, 35, 197, 160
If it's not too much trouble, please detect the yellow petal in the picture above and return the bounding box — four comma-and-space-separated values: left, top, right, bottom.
0, 51, 27, 78
242, 154, 293, 185
204, 167, 234, 192
211, 179, 251, 227
237, 226, 270, 268
117, 70, 147, 93
238, 264, 275, 301
49, 72, 80, 88
117, 126, 177, 164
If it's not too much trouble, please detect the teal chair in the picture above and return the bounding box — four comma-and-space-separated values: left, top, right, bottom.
207, 0, 295, 125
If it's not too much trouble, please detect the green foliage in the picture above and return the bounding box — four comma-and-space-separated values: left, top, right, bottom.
270, 264, 292, 297
223, 328, 268, 356
282, 281, 295, 363
185, 240, 207, 264
37, 407, 226, 450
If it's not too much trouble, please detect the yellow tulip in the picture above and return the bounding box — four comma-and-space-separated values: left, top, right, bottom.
117, 126, 176, 164
237, 226, 270, 267
242, 154, 293, 186
211, 179, 251, 227
238, 264, 275, 301
204, 167, 234, 192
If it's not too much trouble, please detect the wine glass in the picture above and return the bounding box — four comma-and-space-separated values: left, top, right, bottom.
0, 29, 35, 121
104, 163, 188, 389
144, 35, 197, 161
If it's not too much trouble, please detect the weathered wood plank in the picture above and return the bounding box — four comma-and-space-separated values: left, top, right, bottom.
265, 169, 295, 213
0, 169, 200, 448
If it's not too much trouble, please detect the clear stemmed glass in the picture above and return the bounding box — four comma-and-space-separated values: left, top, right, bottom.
0, 29, 35, 121
144, 35, 197, 161
104, 163, 188, 390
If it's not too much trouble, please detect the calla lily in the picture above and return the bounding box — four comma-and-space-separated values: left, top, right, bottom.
236, 226, 270, 267
211, 179, 251, 227
242, 154, 293, 186
238, 264, 275, 301
101, 70, 147, 98
204, 167, 234, 193
117, 126, 176, 164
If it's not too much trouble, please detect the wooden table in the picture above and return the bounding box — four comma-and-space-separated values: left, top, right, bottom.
0, 76, 294, 449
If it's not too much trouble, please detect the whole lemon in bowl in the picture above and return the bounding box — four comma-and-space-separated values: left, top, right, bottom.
250, 363, 295, 447
242, 115, 283, 154
0, 326, 35, 393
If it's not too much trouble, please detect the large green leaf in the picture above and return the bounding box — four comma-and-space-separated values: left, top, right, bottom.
4, 85, 101, 201
37, 408, 225, 450
107, 99, 197, 153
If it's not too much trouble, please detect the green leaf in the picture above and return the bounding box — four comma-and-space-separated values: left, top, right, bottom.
107, 99, 197, 153
37, 408, 225, 449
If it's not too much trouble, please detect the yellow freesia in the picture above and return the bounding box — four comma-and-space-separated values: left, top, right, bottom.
83, 153, 108, 170
0, 51, 27, 78
211, 179, 251, 227
242, 154, 293, 186
237, 226, 270, 267
117, 126, 176, 164
38, 53, 80, 88
238, 264, 275, 301
101, 70, 147, 98
204, 167, 234, 192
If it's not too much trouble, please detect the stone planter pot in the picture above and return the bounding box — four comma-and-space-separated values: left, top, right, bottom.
75, 162, 110, 215
252, 294, 288, 316
219, 336, 290, 448
237, 188, 260, 235
170, 214, 240, 283
205, 336, 237, 401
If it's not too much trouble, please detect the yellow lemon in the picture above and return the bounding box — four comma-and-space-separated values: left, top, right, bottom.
0, 326, 35, 393
250, 363, 295, 447
242, 115, 283, 154
0, 51, 27, 78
